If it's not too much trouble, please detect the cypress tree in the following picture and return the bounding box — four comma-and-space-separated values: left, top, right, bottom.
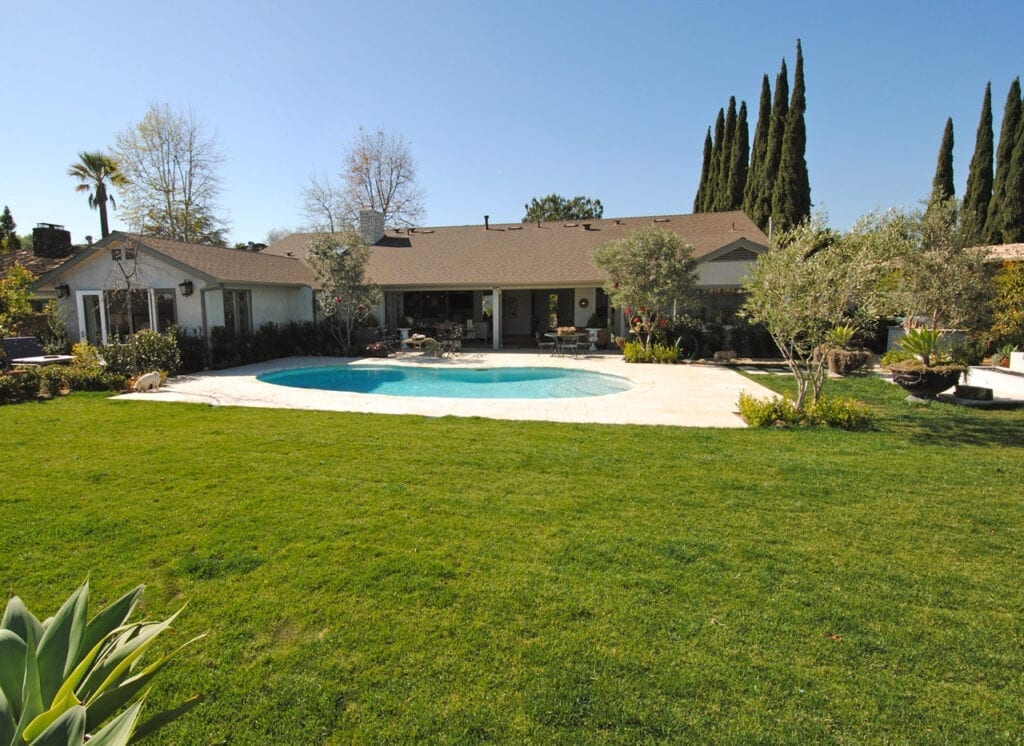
727, 101, 749, 210
0, 206, 20, 253
772, 40, 809, 233
986, 77, 1022, 243
1001, 109, 1024, 242
715, 97, 738, 210
962, 82, 994, 240
743, 75, 772, 218
706, 108, 725, 212
694, 127, 713, 212
755, 58, 788, 231
929, 117, 955, 206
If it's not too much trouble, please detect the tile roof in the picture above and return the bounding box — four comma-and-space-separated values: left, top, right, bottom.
1, 244, 88, 280
264, 210, 769, 288
111, 233, 316, 286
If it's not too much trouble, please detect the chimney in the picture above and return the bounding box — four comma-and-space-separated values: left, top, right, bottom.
358, 209, 385, 245
484, 215, 490, 230
32, 223, 73, 258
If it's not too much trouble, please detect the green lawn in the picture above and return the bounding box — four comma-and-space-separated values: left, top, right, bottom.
2, 377, 1023, 743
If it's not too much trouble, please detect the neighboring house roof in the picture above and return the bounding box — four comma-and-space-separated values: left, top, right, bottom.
37, 232, 316, 288
264, 211, 769, 289
1, 244, 89, 281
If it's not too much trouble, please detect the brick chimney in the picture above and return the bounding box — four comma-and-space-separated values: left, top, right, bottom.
32, 223, 73, 258
358, 209, 385, 245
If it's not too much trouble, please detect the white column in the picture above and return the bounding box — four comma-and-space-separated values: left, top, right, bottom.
492, 288, 502, 350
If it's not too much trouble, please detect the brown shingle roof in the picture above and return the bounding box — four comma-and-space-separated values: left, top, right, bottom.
113, 233, 315, 286
264, 211, 768, 288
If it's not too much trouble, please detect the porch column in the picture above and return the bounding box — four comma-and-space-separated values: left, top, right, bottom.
492, 288, 502, 350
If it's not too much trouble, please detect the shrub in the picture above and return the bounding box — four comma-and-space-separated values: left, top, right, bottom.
0, 368, 41, 405
806, 395, 874, 430
37, 365, 69, 397
65, 366, 127, 392
826, 348, 873, 376
738, 392, 874, 430
175, 326, 208, 372
738, 392, 801, 427
132, 328, 181, 374
71, 341, 102, 368
0, 580, 203, 743
880, 347, 915, 367
652, 343, 679, 363
622, 340, 649, 363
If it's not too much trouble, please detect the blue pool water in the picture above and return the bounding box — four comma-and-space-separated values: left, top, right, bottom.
258, 365, 633, 399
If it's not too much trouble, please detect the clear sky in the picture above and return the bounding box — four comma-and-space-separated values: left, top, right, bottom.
5, 0, 1023, 246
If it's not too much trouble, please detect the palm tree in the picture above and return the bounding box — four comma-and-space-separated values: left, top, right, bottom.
67, 151, 127, 239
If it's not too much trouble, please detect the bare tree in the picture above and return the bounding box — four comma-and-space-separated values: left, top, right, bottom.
265, 227, 293, 245
114, 103, 229, 245
300, 173, 346, 232
340, 128, 425, 228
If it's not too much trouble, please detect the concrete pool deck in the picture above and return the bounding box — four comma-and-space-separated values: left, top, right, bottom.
114, 352, 779, 428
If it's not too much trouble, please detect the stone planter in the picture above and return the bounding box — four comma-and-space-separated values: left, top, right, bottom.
827, 348, 872, 376
890, 366, 963, 399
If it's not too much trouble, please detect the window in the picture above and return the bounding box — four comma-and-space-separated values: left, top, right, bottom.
153, 289, 177, 331
223, 290, 252, 335
105, 289, 151, 339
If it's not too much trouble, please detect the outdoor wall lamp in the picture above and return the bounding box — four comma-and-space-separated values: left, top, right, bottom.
55, 283, 70, 299
179, 279, 194, 296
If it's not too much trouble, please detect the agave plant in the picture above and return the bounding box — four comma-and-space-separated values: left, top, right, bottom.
897, 327, 947, 367
0, 581, 203, 745
826, 324, 856, 349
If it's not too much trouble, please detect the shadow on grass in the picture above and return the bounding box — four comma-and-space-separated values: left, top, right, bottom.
741, 370, 1024, 448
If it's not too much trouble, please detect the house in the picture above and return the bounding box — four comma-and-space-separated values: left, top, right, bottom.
265, 209, 771, 350
27, 210, 769, 349
34, 232, 315, 345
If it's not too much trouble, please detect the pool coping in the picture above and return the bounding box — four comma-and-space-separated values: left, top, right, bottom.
113, 352, 779, 428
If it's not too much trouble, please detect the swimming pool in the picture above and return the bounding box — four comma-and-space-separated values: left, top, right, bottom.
258, 364, 634, 399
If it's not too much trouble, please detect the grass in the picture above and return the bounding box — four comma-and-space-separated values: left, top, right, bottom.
2, 377, 1023, 743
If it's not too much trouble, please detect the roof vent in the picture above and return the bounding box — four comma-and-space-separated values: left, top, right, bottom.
653, 218, 670, 223
614, 219, 623, 225
563, 223, 578, 228
582, 223, 592, 231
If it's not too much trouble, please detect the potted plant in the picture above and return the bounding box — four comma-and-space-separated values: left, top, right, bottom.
990, 343, 1017, 368
584, 311, 609, 348
823, 324, 873, 376
886, 327, 965, 399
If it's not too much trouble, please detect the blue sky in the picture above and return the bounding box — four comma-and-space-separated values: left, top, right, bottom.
5, 0, 1023, 245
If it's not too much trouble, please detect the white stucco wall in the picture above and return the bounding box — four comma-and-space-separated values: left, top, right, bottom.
47, 250, 313, 341
696, 259, 757, 288
573, 287, 597, 327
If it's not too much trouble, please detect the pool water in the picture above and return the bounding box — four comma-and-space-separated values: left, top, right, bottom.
258, 365, 633, 399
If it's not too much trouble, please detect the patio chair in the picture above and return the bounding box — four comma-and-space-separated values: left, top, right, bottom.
555, 333, 580, 357
535, 333, 556, 354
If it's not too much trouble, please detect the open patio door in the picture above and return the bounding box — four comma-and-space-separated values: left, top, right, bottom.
77, 291, 106, 345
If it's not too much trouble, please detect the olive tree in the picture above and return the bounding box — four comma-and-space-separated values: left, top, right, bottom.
308, 230, 381, 354
593, 226, 698, 351
742, 219, 881, 409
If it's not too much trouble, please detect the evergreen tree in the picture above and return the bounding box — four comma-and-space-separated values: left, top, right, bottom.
0, 206, 20, 253
754, 58, 788, 231
1002, 109, 1024, 242
715, 97, 738, 210
706, 108, 725, 212
962, 82, 994, 239
929, 117, 955, 207
986, 77, 1022, 243
727, 101, 749, 210
743, 75, 772, 217
772, 40, 809, 233
693, 128, 713, 212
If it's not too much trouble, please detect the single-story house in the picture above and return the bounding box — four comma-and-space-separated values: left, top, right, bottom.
265, 209, 771, 349
34, 232, 316, 345
28, 210, 769, 349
